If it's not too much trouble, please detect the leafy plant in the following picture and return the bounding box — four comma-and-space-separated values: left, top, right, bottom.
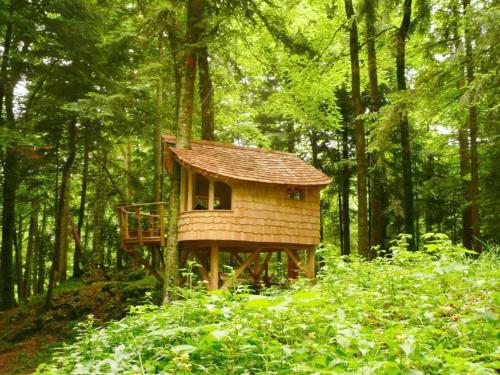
35, 242, 498, 374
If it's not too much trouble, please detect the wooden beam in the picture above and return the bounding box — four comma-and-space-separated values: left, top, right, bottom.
187, 169, 193, 211
306, 248, 315, 279
208, 179, 214, 210
255, 253, 272, 279
233, 252, 258, 279
284, 248, 305, 273
209, 243, 219, 290
221, 249, 260, 290
194, 254, 210, 284
123, 247, 163, 284
180, 249, 191, 268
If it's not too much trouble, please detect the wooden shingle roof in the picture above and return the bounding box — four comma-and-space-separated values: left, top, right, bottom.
162, 135, 332, 186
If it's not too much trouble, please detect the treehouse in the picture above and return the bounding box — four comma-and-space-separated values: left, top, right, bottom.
118, 135, 331, 290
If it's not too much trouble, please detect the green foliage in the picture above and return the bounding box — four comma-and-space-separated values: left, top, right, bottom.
35, 241, 498, 374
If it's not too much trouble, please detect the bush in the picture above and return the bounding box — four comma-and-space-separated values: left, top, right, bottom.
35, 237, 498, 374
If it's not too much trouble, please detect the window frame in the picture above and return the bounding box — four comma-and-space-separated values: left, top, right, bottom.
287, 187, 305, 201
182, 168, 233, 212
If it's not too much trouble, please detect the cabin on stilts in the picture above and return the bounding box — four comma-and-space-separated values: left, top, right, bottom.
118, 135, 331, 290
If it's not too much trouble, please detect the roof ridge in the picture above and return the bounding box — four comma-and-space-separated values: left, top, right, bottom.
163, 134, 294, 156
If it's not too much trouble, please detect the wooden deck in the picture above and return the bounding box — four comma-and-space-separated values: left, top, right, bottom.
117, 202, 316, 290
118, 202, 165, 250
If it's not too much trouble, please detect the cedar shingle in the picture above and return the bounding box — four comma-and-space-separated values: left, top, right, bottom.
163, 135, 331, 186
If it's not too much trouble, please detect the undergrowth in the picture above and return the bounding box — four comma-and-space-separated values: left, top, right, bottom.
35, 235, 498, 374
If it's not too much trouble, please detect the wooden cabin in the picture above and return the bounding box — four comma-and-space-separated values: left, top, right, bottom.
118, 135, 331, 290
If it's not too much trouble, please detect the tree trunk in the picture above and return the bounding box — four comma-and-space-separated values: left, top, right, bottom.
152, 33, 165, 272
175, 0, 203, 150
0, 0, 13, 124
154, 33, 164, 205
462, 0, 480, 251
344, 0, 369, 258
458, 126, 473, 247
309, 129, 320, 169
92, 151, 107, 269
165, 3, 183, 122
36, 204, 48, 293
396, 0, 415, 249
164, 0, 204, 303
0, 73, 17, 310
74, 134, 89, 277
198, 46, 214, 140
13, 214, 23, 304
59, 189, 70, 282
22, 200, 39, 300
125, 137, 133, 201
364, 0, 385, 251
286, 122, 295, 153
341, 123, 351, 256
44, 119, 77, 310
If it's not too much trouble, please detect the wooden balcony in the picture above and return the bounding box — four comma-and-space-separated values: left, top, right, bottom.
118, 202, 166, 249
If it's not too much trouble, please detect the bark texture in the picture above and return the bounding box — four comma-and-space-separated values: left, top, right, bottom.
198, 46, 214, 140
163, 0, 204, 303
92, 152, 107, 269
462, 0, 480, 251
45, 119, 77, 309
396, 0, 415, 249
364, 0, 385, 251
344, 0, 369, 258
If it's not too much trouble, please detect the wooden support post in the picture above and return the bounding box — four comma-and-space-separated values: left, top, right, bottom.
187, 170, 193, 211
159, 203, 165, 246
222, 249, 260, 290
136, 208, 143, 246
194, 254, 210, 284
180, 249, 191, 268
209, 243, 219, 290
285, 248, 304, 277
253, 252, 261, 282
234, 252, 258, 279
306, 248, 315, 279
208, 179, 214, 210
123, 209, 129, 240
255, 253, 272, 280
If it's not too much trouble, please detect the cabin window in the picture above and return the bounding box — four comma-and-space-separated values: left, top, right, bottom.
194, 174, 209, 210
287, 187, 305, 201
189, 173, 232, 210
214, 181, 232, 210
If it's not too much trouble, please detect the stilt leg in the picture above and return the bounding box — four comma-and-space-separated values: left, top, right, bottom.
286, 249, 299, 279
306, 248, 315, 279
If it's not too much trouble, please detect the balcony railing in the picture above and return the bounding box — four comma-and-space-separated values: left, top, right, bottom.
118, 202, 165, 248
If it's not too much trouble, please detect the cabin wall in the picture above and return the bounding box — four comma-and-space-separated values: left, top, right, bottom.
177, 179, 321, 246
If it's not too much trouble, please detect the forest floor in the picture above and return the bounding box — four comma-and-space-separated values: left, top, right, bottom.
0, 273, 158, 374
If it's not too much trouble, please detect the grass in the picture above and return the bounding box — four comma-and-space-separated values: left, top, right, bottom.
34, 236, 498, 374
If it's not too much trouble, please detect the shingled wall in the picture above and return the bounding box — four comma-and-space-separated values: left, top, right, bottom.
177, 181, 321, 246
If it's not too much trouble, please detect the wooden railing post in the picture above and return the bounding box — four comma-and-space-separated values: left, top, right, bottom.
123, 209, 129, 240
159, 203, 165, 246
208, 179, 214, 210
